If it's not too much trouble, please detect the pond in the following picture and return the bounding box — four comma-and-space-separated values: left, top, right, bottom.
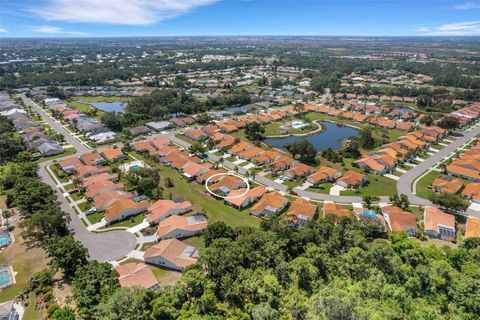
89, 101, 128, 113
265, 121, 360, 151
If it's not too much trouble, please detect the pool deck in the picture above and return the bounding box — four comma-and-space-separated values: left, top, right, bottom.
0, 265, 16, 289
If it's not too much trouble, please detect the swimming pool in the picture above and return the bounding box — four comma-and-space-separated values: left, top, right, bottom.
130, 165, 142, 171
0, 234, 10, 247
0, 268, 13, 289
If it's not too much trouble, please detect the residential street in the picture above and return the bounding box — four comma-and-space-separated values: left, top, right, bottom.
18, 94, 137, 262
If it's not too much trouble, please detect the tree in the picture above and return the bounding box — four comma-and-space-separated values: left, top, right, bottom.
196, 113, 212, 125
189, 142, 206, 155
202, 221, 235, 247
22, 206, 69, 243
0, 132, 25, 165
96, 287, 152, 320
429, 193, 469, 212
72, 260, 120, 319
13, 177, 56, 215
50, 307, 76, 320
358, 127, 375, 149
46, 235, 89, 279
245, 122, 265, 141
100, 112, 124, 131
362, 196, 380, 209
285, 140, 317, 164
342, 140, 361, 159
438, 116, 459, 130
389, 194, 410, 210
271, 78, 283, 89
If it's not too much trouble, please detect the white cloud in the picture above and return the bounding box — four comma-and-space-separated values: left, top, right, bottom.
0, 28, 8, 33
30, 0, 219, 26
454, 2, 480, 10
32, 25, 88, 35
416, 21, 480, 36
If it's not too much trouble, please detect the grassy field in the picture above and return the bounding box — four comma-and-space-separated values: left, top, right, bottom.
78, 200, 93, 212
156, 164, 260, 229
307, 182, 334, 194
23, 292, 44, 320
0, 227, 49, 302
263, 120, 317, 136
415, 170, 441, 199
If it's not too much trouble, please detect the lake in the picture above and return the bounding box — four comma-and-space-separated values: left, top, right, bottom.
265, 121, 360, 151
89, 101, 127, 113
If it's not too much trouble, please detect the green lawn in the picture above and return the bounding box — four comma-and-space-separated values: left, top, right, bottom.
307, 182, 334, 194
49, 164, 70, 183
70, 192, 83, 201
78, 201, 94, 212
183, 236, 205, 249
283, 179, 303, 189
157, 165, 260, 228
263, 119, 316, 136
341, 174, 398, 197
68, 100, 102, 117
87, 212, 103, 224
101, 212, 146, 229
63, 183, 74, 191
416, 170, 441, 199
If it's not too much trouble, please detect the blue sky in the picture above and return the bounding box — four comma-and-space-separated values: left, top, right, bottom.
0, 0, 479, 37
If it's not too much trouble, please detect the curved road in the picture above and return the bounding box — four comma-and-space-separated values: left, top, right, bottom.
19, 94, 136, 262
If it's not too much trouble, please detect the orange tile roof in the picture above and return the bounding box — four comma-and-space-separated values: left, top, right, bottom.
144, 239, 198, 269
58, 156, 82, 169
239, 147, 264, 159
196, 169, 227, 184
100, 147, 124, 161
156, 215, 208, 238
80, 152, 103, 166
338, 170, 366, 187
424, 206, 455, 233
286, 198, 317, 223
251, 192, 288, 213
286, 163, 314, 177
465, 217, 480, 239
209, 175, 246, 194
382, 205, 417, 232
225, 186, 266, 208
132, 140, 155, 152
462, 182, 480, 199
147, 137, 170, 149
104, 198, 149, 221
229, 141, 252, 154
432, 177, 463, 194
322, 202, 350, 218
446, 164, 480, 181
115, 263, 159, 290
307, 166, 340, 183
147, 199, 192, 223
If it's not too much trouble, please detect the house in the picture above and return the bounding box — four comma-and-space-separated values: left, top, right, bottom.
80, 151, 105, 166
131, 140, 156, 153
93, 190, 136, 212
285, 198, 317, 226
104, 198, 150, 224
322, 202, 350, 218
156, 215, 208, 240
284, 163, 315, 180
446, 161, 480, 182
382, 205, 417, 236
462, 182, 480, 203
424, 206, 456, 241
84, 180, 124, 199
251, 192, 289, 218
196, 169, 227, 184
146, 121, 173, 132
100, 147, 124, 162
37, 142, 64, 156
354, 156, 387, 174
147, 199, 192, 224
184, 128, 207, 141
115, 263, 160, 290
432, 177, 463, 194
182, 162, 210, 179
224, 186, 266, 210
209, 175, 247, 196
127, 125, 151, 137
58, 156, 82, 174
465, 217, 480, 239
147, 137, 170, 149
396, 122, 414, 131
306, 167, 342, 185
337, 171, 368, 188
252, 150, 281, 166
269, 157, 294, 172
144, 239, 198, 271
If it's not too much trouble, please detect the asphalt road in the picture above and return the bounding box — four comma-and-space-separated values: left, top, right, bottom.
18, 94, 137, 262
